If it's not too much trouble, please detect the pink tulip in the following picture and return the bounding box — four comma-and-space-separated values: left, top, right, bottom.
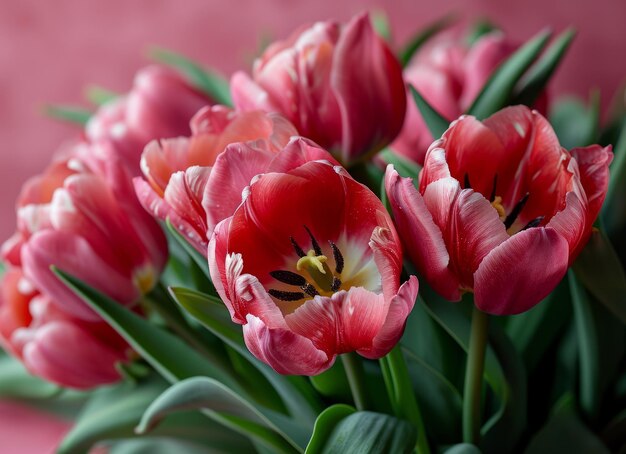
391, 32, 517, 164
209, 159, 418, 375
385, 106, 612, 315
0, 268, 129, 389
86, 65, 213, 172
133, 106, 334, 255
230, 13, 406, 166
2, 144, 168, 321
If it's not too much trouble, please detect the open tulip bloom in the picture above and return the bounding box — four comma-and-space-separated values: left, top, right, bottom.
1, 11, 625, 454
386, 105, 612, 315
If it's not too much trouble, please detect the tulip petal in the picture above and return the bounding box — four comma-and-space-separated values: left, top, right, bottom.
22, 231, 139, 321
243, 314, 331, 375
332, 13, 406, 162
285, 288, 387, 357
203, 143, 274, 235
569, 145, 613, 223
474, 227, 569, 315
359, 275, 418, 358
21, 321, 124, 389
547, 191, 587, 259
267, 137, 340, 173
385, 166, 461, 301
424, 179, 509, 287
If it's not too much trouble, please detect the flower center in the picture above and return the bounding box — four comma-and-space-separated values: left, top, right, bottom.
268, 225, 344, 302
466, 172, 544, 234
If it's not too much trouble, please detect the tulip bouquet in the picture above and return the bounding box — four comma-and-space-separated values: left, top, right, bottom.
1, 11, 625, 454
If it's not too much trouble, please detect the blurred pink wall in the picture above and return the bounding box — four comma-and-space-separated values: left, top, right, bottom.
0, 0, 624, 240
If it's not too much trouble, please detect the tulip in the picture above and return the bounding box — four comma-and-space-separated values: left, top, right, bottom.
385, 106, 611, 315
230, 13, 406, 166
86, 65, 213, 172
391, 32, 517, 164
134, 106, 334, 255
209, 159, 418, 375
2, 144, 168, 321
0, 268, 129, 389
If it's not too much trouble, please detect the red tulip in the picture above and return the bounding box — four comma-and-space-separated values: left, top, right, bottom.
209, 159, 418, 375
391, 32, 517, 164
2, 144, 168, 321
385, 106, 611, 315
0, 268, 129, 389
86, 65, 212, 172
133, 106, 335, 255
230, 13, 406, 166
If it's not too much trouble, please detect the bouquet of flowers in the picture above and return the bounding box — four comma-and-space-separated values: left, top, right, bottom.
1, 11, 625, 454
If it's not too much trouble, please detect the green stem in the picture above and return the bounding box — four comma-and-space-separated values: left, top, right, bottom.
341, 352, 369, 411
463, 306, 490, 445
380, 346, 431, 454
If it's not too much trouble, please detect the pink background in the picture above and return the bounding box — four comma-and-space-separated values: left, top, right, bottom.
0, 0, 624, 241
0, 2, 624, 451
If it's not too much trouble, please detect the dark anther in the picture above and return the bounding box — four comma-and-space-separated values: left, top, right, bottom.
490, 174, 498, 202
302, 283, 319, 297
270, 270, 306, 286
521, 216, 544, 231
464, 173, 471, 189
504, 192, 530, 229
268, 289, 305, 302
290, 236, 306, 258
329, 241, 344, 274
331, 277, 341, 292
304, 225, 322, 255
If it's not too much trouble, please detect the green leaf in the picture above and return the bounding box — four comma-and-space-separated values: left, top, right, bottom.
505, 278, 571, 372
379, 149, 422, 181
602, 119, 626, 240
549, 93, 600, 149
512, 28, 576, 107
467, 29, 552, 119
306, 411, 416, 454
568, 270, 625, 420
59, 376, 251, 454
136, 377, 302, 454
304, 404, 355, 454
524, 394, 611, 453
444, 444, 482, 454
105, 438, 227, 454
149, 47, 232, 106
44, 105, 92, 125
85, 85, 119, 106
572, 229, 626, 324
371, 10, 392, 43
420, 287, 527, 452
169, 287, 321, 426
59, 378, 166, 453
309, 361, 351, 401
402, 348, 462, 443
165, 219, 211, 281
0, 354, 60, 399
466, 19, 499, 46
409, 85, 450, 139
52, 268, 237, 388
400, 14, 457, 66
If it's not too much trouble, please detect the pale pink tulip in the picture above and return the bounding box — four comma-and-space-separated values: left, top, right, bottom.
0, 269, 129, 389
2, 144, 168, 321
86, 65, 213, 172
391, 32, 516, 164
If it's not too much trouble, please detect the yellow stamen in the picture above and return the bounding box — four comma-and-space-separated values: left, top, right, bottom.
491, 196, 506, 221
296, 249, 334, 292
